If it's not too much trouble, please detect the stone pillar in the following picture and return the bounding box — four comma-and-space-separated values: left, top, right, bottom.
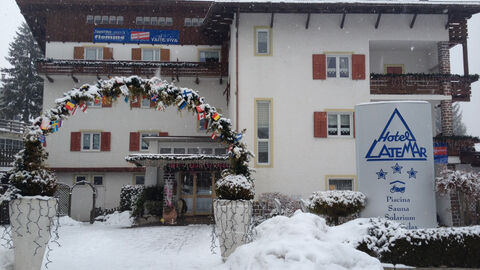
438, 41, 453, 136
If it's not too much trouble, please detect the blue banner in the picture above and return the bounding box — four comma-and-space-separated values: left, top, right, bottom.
434, 143, 448, 164
93, 28, 179, 44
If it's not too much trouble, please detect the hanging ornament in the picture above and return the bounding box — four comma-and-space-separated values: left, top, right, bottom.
212, 112, 220, 121
177, 99, 187, 110
65, 101, 76, 111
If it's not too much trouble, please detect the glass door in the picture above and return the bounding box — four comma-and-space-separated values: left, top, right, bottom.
180, 172, 215, 215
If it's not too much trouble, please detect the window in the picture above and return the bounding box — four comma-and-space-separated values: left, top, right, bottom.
135, 175, 145, 185
85, 47, 103, 60
174, 148, 185, 154
199, 50, 220, 63
327, 55, 350, 78
136, 17, 143, 25
215, 148, 226, 155
328, 178, 354, 191
94, 15, 101, 24
160, 148, 172, 154
101, 16, 109, 24
86, 15, 94, 24
82, 133, 101, 151
166, 17, 173, 26
192, 18, 199, 26
75, 175, 87, 185
93, 175, 104, 186
327, 112, 352, 137
256, 99, 272, 165
109, 16, 116, 24
200, 148, 213, 155
184, 18, 191, 26
158, 17, 166, 26
199, 18, 204, 25
140, 132, 157, 150
116, 16, 124, 25
151, 17, 158, 25
142, 48, 160, 61
0, 139, 22, 149
255, 27, 271, 55
188, 148, 199, 154
144, 16, 151, 25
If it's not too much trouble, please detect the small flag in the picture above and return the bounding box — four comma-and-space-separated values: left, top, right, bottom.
212, 112, 220, 121
38, 135, 45, 143
71, 105, 77, 115
65, 101, 76, 111
196, 105, 204, 113
151, 95, 159, 103
178, 99, 187, 110
94, 96, 101, 104
156, 102, 164, 111
235, 133, 243, 142
79, 103, 88, 112
50, 120, 61, 133
40, 118, 49, 130
228, 145, 233, 152
211, 133, 217, 140
183, 90, 192, 98
102, 96, 107, 105
197, 112, 205, 121
124, 96, 129, 103
120, 85, 129, 95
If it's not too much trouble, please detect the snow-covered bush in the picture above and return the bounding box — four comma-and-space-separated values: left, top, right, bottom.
307, 190, 366, 225
131, 186, 163, 218
357, 217, 480, 267
258, 192, 301, 217
120, 185, 144, 211
436, 167, 480, 196
215, 174, 254, 200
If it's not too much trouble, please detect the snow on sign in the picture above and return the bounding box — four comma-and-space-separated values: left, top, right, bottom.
355, 102, 436, 229
93, 28, 179, 44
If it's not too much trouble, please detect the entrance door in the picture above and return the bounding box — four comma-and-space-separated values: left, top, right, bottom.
180, 172, 215, 215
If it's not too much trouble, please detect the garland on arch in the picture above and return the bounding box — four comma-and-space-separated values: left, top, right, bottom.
12, 76, 253, 197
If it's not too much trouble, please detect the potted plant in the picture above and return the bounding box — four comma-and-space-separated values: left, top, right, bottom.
1, 132, 57, 270
307, 190, 366, 225
214, 171, 255, 261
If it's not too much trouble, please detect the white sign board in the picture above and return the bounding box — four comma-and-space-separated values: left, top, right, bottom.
355, 101, 436, 228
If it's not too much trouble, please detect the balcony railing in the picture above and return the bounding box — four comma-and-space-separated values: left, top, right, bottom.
370, 74, 479, 101
434, 135, 480, 156
37, 59, 228, 78
0, 119, 25, 134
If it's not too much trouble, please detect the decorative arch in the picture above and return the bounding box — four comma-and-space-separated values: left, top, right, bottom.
26, 76, 253, 179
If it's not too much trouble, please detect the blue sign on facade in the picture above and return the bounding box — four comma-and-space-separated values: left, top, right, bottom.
93, 28, 180, 44
434, 143, 448, 164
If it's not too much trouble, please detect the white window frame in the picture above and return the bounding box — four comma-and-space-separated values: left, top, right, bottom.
199, 49, 220, 63
255, 99, 272, 166
82, 132, 101, 151
143, 16, 151, 25
327, 177, 354, 191
184, 18, 192, 27
327, 112, 353, 138
85, 47, 103, 60
140, 132, 157, 151
94, 15, 101, 25
86, 15, 94, 24
326, 55, 351, 79
151, 17, 158, 25
165, 17, 173, 26
109, 16, 116, 24
141, 48, 160, 61
192, 18, 199, 26
101, 16, 109, 24
255, 27, 271, 56
74, 175, 88, 185
136, 17, 143, 25
158, 17, 166, 26
116, 16, 124, 25
92, 175, 104, 186
134, 174, 145, 185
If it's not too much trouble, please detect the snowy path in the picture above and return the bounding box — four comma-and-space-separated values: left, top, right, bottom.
1, 222, 222, 270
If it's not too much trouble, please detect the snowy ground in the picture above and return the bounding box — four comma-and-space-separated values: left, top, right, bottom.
0, 211, 389, 270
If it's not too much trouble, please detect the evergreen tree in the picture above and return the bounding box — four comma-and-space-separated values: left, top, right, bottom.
435, 103, 467, 136
0, 22, 43, 122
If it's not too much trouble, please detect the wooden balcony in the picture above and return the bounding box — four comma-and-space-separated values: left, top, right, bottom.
370, 74, 479, 102
434, 135, 480, 156
36, 59, 228, 79
0, 119, 25, 134
460, 151, 480, 167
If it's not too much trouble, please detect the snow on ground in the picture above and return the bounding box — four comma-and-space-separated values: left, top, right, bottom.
0, 212, 384, 270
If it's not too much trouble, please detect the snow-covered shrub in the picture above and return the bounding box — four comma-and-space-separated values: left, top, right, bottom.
120, 185, 144, 211
436, 167, 480, 196
307, 190, 366, 225
131, 186, 163, 218
357, 217, 480, 267
258, 192, 301, 217
215, 174, 254, 200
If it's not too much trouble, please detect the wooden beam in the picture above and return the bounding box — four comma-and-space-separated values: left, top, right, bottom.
270, 12, 275, 28
340, 12, 347, 29
306, 13, 311, 29
463, 40, 469, 76
410, 14, 417, 29
375, 13, 382, 29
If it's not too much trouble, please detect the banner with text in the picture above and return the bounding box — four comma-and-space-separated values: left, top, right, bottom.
355, 102, 436, 228
93, 28, 180, 44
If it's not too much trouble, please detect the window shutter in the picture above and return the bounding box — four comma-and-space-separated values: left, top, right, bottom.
129, 132, 140, 151
352, 54, 366, 80
74, 47, 84, 60
103, 47, 113, 60
102, 96, 112, 108
314, 112, 327, 138
158, 132, 169, 137
70, 132, 81, 151
132, 48, 142, 60
101, 132, 111, 151
312, 54, 326, 80
131, 96, 141, 108
160, 48, 170, 61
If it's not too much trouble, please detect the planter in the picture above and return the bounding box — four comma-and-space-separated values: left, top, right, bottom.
213, 199, 253, 261
9, 196, 57, 270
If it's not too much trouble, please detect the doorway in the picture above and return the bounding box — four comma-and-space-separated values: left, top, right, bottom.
179, 171, 216, 215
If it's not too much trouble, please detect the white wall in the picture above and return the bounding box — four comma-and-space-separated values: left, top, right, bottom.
235, 13, 448, 199
45, 42, 221, 62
